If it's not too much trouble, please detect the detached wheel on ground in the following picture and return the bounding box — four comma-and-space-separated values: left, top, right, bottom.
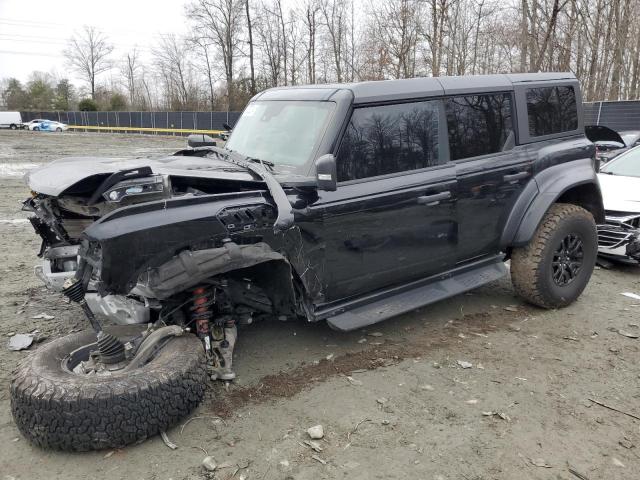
10, 326, 207, 451
511, 203, 597, 308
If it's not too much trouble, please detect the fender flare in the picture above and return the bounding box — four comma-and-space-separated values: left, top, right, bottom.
500, 158, 604, 249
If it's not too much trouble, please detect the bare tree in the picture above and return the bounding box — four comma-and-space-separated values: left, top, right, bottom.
245, 0, 257, 95
121, 49, 141, 107
64, 26, 113, 99
187, 0, 245, 109
153, 35, 198, 109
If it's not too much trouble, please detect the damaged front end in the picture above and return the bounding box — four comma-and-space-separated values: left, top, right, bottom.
23, 146, 308, 380
597, 213, 640, 263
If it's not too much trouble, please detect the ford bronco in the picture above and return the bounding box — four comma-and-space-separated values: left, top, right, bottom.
12, 72, 604, 450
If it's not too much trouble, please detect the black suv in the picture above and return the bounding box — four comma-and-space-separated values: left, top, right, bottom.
14, 72, 603, 451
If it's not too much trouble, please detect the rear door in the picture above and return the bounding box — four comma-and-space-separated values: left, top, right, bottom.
314, 99, 459, 302
443, 92, 533, 261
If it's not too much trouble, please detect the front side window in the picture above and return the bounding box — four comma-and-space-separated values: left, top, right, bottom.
445, 94, 513, 161
337, 101, 441, 182
526, 86, 578, 137
225, 100, 335, 171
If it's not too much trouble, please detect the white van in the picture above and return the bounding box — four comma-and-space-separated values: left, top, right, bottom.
0, 111, 22, 129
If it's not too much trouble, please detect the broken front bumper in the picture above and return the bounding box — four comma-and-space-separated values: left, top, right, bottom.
36, 245, 150, 324
597, 222, 640, 262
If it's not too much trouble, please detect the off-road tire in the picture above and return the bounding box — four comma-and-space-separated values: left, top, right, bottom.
511, 203, 597, 308
10, 326, 207, 451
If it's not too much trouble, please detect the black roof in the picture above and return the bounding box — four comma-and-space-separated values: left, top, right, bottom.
255, 72, 578, 105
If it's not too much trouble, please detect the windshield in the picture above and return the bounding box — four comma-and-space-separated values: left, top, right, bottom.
601, 146, 640, 177
225, 100, 335, 172
621, 132, 640, 146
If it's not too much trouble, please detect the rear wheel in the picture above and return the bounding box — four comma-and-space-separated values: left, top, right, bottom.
10, 124, 17, 130
11, 326, 206, 451
33, 126, 39, 131
510, 203, 597, 308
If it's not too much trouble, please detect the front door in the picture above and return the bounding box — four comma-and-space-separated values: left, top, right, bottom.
312, 99, 459, 302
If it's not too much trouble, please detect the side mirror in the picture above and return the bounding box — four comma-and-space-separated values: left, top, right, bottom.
223, 122, 233, 131
187, 134, 217, 148
315, 154, 337, 191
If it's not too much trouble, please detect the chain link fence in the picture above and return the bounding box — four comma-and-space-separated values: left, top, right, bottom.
20, 111, 242, 135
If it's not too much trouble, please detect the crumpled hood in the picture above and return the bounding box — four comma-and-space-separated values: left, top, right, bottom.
598, 173, 640, 213
25, 154, 257, 196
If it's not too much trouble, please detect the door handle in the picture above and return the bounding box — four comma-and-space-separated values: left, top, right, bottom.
503, 171, 529, 182
418, 191, 451, 206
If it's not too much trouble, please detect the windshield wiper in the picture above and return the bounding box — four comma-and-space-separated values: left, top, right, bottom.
246, 156, 275, 169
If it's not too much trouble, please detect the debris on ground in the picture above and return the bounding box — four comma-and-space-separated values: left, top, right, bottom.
563, 336, 579, 341
504, 306, 519, 312
202, 456, 217, 471
621, 292, 640, 301
619, 437, 635, 449
30, 313, 54, 320
616, 329, 639, 339
301, 440, 323, 452
160, 431, 177, 450
457, 360, 473, 369
588, 398, 640, 421
346, 376, 363, 386
529, 458, 552, 468
307, 425, 324, 439
7, 333, 34, 351
311, 454, 327, 465
482, 411, 511, 421
368, 332, 383, 337
612, 457, 625, 467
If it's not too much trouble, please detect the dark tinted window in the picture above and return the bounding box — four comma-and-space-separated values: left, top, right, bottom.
445, 94, 513, 160
337, 101, 440, 181
526, 86, 578, 137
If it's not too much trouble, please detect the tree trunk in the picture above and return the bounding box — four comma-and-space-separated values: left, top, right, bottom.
246, 0, 256, 96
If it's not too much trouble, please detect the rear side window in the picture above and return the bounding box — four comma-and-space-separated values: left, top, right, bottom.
337, 100, 441, 182
526, 86, 578, 137
445, 94, 513, 161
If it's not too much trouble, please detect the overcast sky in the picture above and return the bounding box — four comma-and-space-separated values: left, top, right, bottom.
0, 0, 190, 86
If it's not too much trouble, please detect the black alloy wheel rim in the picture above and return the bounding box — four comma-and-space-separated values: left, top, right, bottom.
552, 233, 584, 286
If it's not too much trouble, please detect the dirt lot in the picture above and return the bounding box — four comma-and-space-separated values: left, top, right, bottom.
1, 130, 639, 480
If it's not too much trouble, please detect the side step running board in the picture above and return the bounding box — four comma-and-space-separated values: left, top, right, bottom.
325, 259, 507, 332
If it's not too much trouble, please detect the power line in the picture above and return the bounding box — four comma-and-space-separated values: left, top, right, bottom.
0, 49, 65, 58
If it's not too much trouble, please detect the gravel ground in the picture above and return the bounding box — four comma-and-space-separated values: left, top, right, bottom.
0, 130, 639, 480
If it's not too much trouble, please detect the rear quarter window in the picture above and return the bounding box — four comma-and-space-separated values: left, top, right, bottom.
526, 86, 578, 137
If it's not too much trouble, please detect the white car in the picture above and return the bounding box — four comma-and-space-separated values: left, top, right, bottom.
597, 145, 640, 263
21, 119, 47, 130
27, 120, 68, 132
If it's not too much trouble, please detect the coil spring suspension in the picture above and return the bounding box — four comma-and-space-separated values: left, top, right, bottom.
191, 286, 214, 355
62, 278, 125, 364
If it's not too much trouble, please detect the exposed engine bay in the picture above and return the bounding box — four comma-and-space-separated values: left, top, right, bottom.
23, 141, 306, 380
